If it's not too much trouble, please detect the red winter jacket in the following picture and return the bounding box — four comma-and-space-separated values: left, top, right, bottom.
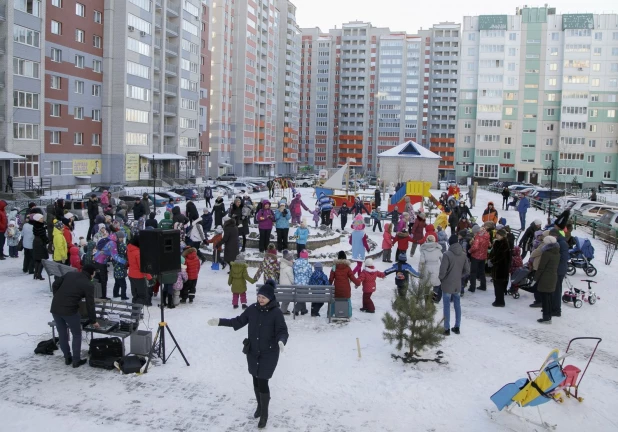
382, 225, 394, 250
469, 231, 490, 260
393, 231, 414, 250
357, 267, 385, 293
127, 243, 152, 280
329, 259, 360, 299
410, 218, 426, 243
63, 225, 72, 247
0, 200, 7, 233
183, 247, 200, 280
424, 224, 437, 243
69, 245, 82, 271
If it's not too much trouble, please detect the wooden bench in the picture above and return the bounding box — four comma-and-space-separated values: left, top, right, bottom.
41, 260, 77, 292
48, 299, 144, 355
274, 285, 335, 323
510, 228, 522, 242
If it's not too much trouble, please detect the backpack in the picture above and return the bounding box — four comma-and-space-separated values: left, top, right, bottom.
34, 338, 59, 355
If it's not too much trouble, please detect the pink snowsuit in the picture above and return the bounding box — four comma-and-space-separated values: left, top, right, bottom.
289, 194, 309, 225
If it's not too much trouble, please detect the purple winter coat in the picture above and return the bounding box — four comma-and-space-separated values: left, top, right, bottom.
257, 208, 275, 230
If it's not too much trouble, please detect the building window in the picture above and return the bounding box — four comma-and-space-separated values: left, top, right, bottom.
74, 132, 83, 145
609, 109, 616, 118
93, 35, 102, 48
50, 131, 61, 144
50, 75, 61, 89
125, 109, 149, 123
129, 0, 151, 12
50, 103, 61, 117
92, 134, 101, 146
50, 161, 62, 176
91, 109, 101, 121
51, 0, 61, 7
126, 61, 149, 78
75, 2, 85, 16
501, 167, 510, 175
93, 60, 102, 73
127, 13, 151, 35
94, 10, 102, 23
126, 132, 148, 146
13, 122, 39, 140
51, 20, 62, 35
589, 139, 596, 148
126, 84, 150, 101
51, 48, 62, 62
586, 170, 594, 178
546, 138, 553, 146
92, 84, 101, 96
13, 25, 41, 48
74, 107, 84, 120
75, 80, 84, 94
15, 0, 41, 17
75, 29, 85, 43
74, 55, 85, 68
13, 90, 40, 109
13, 57, 40, 79
588, 155, 595, 163
463, 150, 470, 158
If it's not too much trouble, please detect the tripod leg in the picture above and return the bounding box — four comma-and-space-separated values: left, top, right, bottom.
165, 324, 190, 366
143, 326, 162, 373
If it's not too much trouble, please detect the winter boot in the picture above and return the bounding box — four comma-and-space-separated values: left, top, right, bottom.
167, 294, 175, 309
162, 295, 168, 307
257, 392, 270, 429
253, 387, 261, 418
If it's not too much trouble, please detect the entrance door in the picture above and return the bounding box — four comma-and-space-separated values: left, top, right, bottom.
517, 171, 526, 182
529, 172, 539, 185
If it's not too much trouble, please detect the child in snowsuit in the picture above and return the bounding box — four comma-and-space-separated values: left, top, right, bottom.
329, 207, 337, 229
207, 225, 225, 268
292, 249, 313, 315
253, 243, 280, 283
227, 253, 256, 309
338, 202, 351, 230
510, 246, 524, 275
371, 209, 382, 232
112, 234, 128, 299
293, 219, 310, 258
69, 245, 82, 272
308, 261, 330, 317
349, 215, 370, 275
356, 258, 385, 313
312, 207, 321, 228
181, 247, 200, 303
172, 259, 188, 308
382, 223, 394, 262
436, 225, 449, 252
384, 253, 420, 297
6, 221, 21, 258
200, 209, 213, 233
52, 221, 68, 264
329, 251, 361, 317
393, 229, 413, 260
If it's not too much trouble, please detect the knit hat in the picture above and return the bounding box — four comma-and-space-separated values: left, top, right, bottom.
496, 229, 507, 237
554, 210, 570, 230
79, 238, 87, 247
364, 258, 374, 267
313, 262, 323, 270
448, 235, 459, 245
257, 280, 277, 302
222, 215, 231, 224
534, 219, 542, 226
282, 249, 294, 261
484, 221, 496, 230
267, 243, 277, 254
31, 214, 43, 222
215, 225, 223, 234
496, 224, 504, 230
418, 212, 426, 220
116, 230, 126, 239
337, 251, 347, 260
426, 235, 435, 243
164, 211, 171, 219
544, 236, 557, 245
471, 225, 481, 234
300, 249, 309, 259
397, 253, 407, 262
54, 220, 64, 230
352, 214, 365, 230
64, 212, 74, 219
436, 225, 443, 232
235, 253, 246, 263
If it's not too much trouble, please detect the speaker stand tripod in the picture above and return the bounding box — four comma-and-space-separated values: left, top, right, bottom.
143, 281, 190, 373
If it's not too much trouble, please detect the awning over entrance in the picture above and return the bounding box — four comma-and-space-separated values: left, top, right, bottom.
601, 181, 618, 186
74, 175, 92, 179
140, 153, 187, 160
218, 162, 233, 168
0, 152, 26, 160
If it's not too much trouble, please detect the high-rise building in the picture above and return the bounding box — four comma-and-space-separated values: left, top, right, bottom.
457, 6, 618, 188
274, 0, 300, 174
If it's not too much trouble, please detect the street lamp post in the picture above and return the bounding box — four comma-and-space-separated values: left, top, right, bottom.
533, 159, 558, 219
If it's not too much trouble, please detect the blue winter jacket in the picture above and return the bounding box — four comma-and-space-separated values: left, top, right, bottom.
556, 234, 570, 277
308, 269, 330, 286
318, 195, 333, 212
274, 208, 291, 229
293, 258, 313, 285
294, 226, 310, 245
517, 197, 530, 214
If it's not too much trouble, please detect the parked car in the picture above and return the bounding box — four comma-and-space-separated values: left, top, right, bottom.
90, 184, 127, 199
148, 194, 169, 208
573, 204, 618, 222
231, 182, 258, 193
554, 195, 583, 210
170, 187, 199, 200
18, 206, 47, 221
528, 188, 565, 200
568, 200, 604, 213
216, 173, 237, 181
156, 191, 185, 203
212, 184, 234, 195
118, 195, 141, 213
597, 210, 618, 241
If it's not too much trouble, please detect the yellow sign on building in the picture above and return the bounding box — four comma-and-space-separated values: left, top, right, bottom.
125, 154, 140, 181
73, 159, 101, 176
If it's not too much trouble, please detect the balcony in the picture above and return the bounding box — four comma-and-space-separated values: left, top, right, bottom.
154, 38, 161, 49
164, 125, 177, 135
0, 105, 5, 121
165, 63, 177, 75
0, 5, 5, 22
153, 83, 161, 94
166, 2, 180, 16
153, 123, 161, 135
164, 145, 177, 153
152, 105, 160, 114
166, 22, 179, 36
164, 104, 177, 115
0, 71, 4, 89
165, 83, 178, 94
165, 44, 179, 56
155, 18, 162, 29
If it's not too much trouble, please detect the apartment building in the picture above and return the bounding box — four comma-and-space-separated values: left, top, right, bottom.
274, 0, 300, 174
419, 23, 461, 180
197, 0, 211, 179
457, 6, 618, 188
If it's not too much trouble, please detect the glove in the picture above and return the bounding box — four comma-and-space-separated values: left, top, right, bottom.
207, 318, 219, 327
278, 341, 285, 353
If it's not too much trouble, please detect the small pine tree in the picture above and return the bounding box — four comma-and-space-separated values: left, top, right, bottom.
382, 270, 444, 358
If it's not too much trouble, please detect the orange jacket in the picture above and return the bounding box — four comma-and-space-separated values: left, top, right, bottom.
127, 243, 152, 280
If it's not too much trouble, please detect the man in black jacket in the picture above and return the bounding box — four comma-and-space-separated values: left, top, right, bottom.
133, 197, 145, 221
87, 194, 99, 241
186, 200, 199, 224
50, 265, 99, 367
518, 219, 542, 259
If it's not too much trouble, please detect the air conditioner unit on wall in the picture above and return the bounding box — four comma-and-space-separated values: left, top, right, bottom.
128, 26, 135, 32
140, 31, 146, 37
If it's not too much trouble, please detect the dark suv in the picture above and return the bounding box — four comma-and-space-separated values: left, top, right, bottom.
216, 173, 237, 181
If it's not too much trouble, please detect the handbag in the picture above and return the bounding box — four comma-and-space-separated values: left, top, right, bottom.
17, 238, 23, 252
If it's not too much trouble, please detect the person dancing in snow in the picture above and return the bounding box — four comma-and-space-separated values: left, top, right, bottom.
349, 214, 370, 275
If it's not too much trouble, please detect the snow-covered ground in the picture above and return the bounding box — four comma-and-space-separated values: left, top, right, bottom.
2, 186, 618, 431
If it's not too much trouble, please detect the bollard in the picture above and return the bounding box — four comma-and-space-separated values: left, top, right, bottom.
356, 338, 362, 359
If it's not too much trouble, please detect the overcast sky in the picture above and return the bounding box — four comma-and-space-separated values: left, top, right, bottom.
291, 0, 617, 33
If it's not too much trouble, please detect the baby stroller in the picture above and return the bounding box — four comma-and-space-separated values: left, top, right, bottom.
508, 267, 535, 299
567, 237, 597, 277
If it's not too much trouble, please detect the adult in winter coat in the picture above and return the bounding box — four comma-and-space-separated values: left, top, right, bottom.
217, 218, 240, 265
127, 235, 153, 306
501, 187, 510, 210
374, 189, 382, 209
419, 235, 443, 301
257, 200, 275, 253
213, 197, 227, 227
279, 250, 295, 314
409, 212, 427, 257
457, 200, 472, 220
141, 193, 151, 216
229, 197, 250, 251
438, 236, 469, 335
254, 245, 280, 283
52, 221, 68, 264
488, 229, 512, 307
50, 265, 99, 368
0, 200, 7, 258
145, 212, 158, 229
31, 214, 48, 280
203, 185, 213, 208
208, 280, 289, 429
468, 225, 490, 292
289, 193, 309, 225
534, 236, 560, 323
517, 194, 530, 230
387, 207, 400, 227
317, 193, 334, 225
352, 197, 369, 216
133, 197, 145, 221
292, 249, 313, 315
21, 217, 35, 274
186, 200, 199, 223
274, 202, 291, 252
158, 211, 174, 230
550, 228, 570, 317
518, 219, 542, 259
54, 198, 65, 221
356, 258, 385, 313
481, 202, 499, 224
87, 194, 99, 241
447, 209, 459, 236
329, 252, 360, 299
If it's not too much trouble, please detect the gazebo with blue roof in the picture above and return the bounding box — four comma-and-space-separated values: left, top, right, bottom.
377, 140, 441, 188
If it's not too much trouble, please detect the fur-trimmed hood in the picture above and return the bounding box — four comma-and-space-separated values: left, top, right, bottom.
332, 258, 351, 266
182, 247, 197, 257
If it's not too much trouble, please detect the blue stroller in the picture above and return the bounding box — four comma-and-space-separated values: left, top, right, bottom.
567, 237, 597, 277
